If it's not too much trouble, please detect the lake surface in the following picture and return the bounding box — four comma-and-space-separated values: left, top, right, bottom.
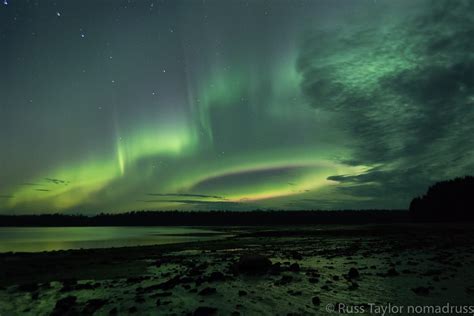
0, 227, 226, 253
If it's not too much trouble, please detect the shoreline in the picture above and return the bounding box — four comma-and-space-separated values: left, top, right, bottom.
1, 223, 474, 315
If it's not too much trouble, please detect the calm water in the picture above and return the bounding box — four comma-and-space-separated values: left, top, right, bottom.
0, 226, 225, 253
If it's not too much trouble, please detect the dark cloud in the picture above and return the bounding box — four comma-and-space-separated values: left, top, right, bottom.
137, 199, 242, 210
45, 178, 69, 185
147, 193, 225, 200
286, 198, 343, 210
192, 166, 309, 192
140, 199, 236, 205
299, 0, 474, 208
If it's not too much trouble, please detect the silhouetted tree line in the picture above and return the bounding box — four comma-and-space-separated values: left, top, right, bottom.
0, 210, 408, 227
2, 176, 471, 226
410, 176, 474, 222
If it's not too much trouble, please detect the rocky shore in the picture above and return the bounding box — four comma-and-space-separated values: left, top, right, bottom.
1, 224, 474, 315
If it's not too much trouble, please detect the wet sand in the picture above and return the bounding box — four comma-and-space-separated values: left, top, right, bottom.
1, 224, 474, 315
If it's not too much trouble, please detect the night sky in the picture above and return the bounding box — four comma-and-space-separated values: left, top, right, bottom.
1, 0, 473, 214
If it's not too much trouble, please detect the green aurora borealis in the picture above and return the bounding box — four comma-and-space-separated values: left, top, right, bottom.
1, 0, 473, 213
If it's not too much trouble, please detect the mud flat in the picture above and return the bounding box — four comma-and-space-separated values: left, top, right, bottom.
1, 224, 474, 315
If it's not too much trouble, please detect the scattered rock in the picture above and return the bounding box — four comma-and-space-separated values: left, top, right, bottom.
51, 296, 77, 316
83, 299, 108, 314
306, 269, 320, 278
312, 296, 321, 305
269, 262, 282, 275
75, 282, 100, 291
188, 267, 203, 277
289, 263, 300, 272
348, 267, 359, 279
208, 271, 225, 282
199, 287, 217, 296
412, 286, 430, 296
60, 279, 79, 292
236, 254, 272, 275
140, 276, 181, 293
348, 282, 359, 290
291, 251, 303, 260
275, 275, 293, 286
194, 306, 218, 316
126, 276, 147, 284
288, 289, 302, 296
135, 296, 145, 303
386, 268, 399, 277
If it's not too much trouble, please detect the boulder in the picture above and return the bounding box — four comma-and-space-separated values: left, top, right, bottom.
198, 287, 217, 296
194, 306, 218, 316
83, 299, 108, 314
51, 295, 77, 316
312, 296, 321, 305
236, 254, 272, 275
348, 267, 359, 279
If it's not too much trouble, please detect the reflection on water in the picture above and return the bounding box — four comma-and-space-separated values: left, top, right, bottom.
0, 227, 224, 253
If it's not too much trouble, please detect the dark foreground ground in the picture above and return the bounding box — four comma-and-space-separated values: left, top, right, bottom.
1, 224, 474, 315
